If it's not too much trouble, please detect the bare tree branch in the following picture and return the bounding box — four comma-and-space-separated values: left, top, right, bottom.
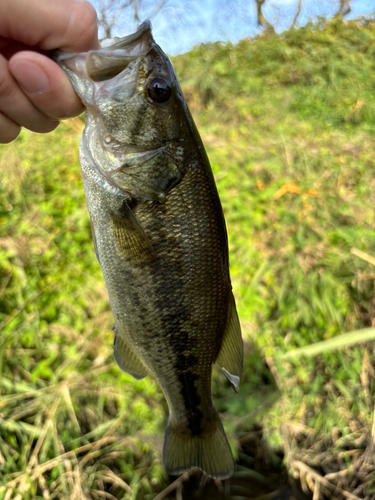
255, 0, 275, 33
291, 0, 302, 29
132, 0, 141, 25
147, 0, 167, 23
96, 0, 168, 39
335, 0, 352, 19
98, 0, 135, 38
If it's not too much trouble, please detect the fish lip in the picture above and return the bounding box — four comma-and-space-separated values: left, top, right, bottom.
51, 20, 156, 83
51, 20, 153, 63
100, 20, 152, 51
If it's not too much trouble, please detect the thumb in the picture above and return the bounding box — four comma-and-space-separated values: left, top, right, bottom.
9, 51, 84, 119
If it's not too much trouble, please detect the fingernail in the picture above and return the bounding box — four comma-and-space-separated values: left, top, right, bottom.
11, 62, 51, 96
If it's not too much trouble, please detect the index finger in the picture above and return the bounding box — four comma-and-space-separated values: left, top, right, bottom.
0, 0, 100, 52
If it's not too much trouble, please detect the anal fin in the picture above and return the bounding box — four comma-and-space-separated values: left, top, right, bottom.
215, 291, 243, 392
113, 325, 147, 380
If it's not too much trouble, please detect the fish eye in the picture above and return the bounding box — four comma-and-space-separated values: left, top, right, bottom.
147, 78, 171, 103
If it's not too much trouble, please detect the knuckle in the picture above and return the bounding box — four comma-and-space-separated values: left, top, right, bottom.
72, 1, 98, 49
0, 72, 14, 101
81, 0, 98, 28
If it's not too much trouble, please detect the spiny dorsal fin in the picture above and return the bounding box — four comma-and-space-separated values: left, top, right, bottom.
113, 325, 147, 379
215, 291, 243, 392
110, 201, 156, 265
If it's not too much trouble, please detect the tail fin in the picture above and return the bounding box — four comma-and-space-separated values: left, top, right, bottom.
163, 413, 234, 480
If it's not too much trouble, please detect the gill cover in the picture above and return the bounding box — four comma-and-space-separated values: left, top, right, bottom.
53, 21, 189, 203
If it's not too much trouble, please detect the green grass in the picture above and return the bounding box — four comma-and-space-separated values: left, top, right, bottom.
1, 16, 375, 499
174, 15, 375, 431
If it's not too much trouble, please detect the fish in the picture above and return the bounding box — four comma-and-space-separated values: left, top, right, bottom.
53, 20, 243, 480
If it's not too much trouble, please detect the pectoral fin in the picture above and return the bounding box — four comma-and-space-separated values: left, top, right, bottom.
216, 292, 243, 392
110, 201, 156, 265
113, 326, 147, 379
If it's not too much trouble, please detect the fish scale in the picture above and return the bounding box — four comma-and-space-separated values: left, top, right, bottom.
54, 20, 243, 480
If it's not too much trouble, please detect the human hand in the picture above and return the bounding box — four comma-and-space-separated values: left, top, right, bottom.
0, 0, 100, 143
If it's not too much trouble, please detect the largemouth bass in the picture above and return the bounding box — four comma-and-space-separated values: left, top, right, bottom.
54, 21, 243, 480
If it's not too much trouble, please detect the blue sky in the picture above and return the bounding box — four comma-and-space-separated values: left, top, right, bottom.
91, 0, 375, 55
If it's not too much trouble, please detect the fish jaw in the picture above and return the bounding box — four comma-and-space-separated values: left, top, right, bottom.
52, 21, 154, 99
52, 21, 183, 147
53, 21, 193, 202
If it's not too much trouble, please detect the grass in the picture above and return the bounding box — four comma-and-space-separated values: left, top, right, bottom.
1, 15, 375, 499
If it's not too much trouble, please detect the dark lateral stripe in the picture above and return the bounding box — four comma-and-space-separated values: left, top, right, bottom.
177, 367, 203, 436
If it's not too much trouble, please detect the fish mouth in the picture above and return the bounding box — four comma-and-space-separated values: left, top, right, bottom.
51, 20, 155, 82
100, 20, 152, 51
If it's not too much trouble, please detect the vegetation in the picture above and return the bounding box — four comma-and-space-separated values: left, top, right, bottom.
1, 16, 375, 499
